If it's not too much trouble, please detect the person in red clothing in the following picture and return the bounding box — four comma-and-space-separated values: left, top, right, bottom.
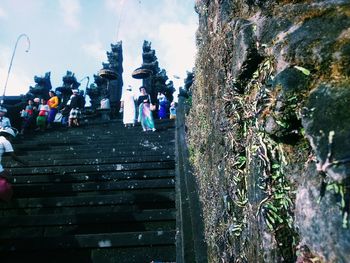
47, 90, 59, 128
0, 127, 27, 202
36, 98, 50, 131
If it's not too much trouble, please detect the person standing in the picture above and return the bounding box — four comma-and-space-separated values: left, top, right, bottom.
36, 98, 50, 131
20, 99, 35, 135
157, 92, 168, 119
137, 86, 156, 132
0, 127, 27, 202
169, 101, 177, 120
0, 107, 11, 129
47, 90, 59, 128
68, 89, 85, 127
120, 86, 136, 127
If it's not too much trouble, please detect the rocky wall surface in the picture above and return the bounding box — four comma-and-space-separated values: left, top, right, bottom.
187, 0, 350, 262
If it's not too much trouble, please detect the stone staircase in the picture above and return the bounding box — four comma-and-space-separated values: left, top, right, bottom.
0, 119, 176, 263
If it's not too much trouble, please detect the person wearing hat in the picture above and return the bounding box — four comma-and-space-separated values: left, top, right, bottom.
0, 107, 11, 129
0, 127, 27, 202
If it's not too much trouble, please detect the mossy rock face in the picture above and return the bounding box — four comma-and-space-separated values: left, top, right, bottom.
230, 19, 259, 80
191, 0, 350, 262
295, 164, 350, 262
272, 67, 309, 95
302, 83, 350, 182
285, 10, 350, 68
263, 67, 308, 140
259, 17, 293, 44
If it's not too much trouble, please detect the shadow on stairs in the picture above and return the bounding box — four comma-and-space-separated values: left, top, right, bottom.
0, 119, 177, 263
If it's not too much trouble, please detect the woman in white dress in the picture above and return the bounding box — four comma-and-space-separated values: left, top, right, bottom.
120, 87, 136, 127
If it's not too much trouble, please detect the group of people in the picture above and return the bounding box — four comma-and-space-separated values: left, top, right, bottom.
0, 85, 178, 202
120, 86, 177, 132
0, 88, 86, 202
20, 89, 85, 134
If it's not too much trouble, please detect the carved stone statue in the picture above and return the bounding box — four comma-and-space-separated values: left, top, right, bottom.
140, 41, 173, 104
56, 71, 81, 104
89, 41, 123, 118
27, 72, 53, 100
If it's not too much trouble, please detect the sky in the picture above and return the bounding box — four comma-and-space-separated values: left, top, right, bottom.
0, 0, 198, 97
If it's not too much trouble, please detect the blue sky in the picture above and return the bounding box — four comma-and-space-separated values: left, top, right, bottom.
0, 0, 197, 96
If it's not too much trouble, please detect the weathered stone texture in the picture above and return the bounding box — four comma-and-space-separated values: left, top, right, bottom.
188, 0, 350, 262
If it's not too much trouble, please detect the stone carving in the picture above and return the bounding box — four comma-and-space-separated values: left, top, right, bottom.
87, 41, 123, 117
56, 71, 81, 104
27, 72, 52, 100
139, 41, 173, 104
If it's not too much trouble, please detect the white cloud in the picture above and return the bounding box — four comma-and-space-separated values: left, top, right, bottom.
157, 21, 197, 85
104, 0, 126, 12
59, 0, 81, 30
82, 41, 106, 63
0, 67, 32, 96
0, 6, 7, 19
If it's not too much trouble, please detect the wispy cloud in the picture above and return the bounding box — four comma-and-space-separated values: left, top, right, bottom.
82, 41, 106, 63
157, 20, 197, 81
0, 6, 7, 19
59, 0, 81, 30
104, 0, 126, 12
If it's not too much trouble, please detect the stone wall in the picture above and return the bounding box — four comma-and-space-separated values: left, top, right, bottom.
187, 0, 350, 262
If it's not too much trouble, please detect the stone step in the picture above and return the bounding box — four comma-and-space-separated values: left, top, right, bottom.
14, 140, 174, 152
2, 245, 176, 263
0, 230, 176, 252
5, 154, 174, 168
7, 149, 174, 160
0, 190, 175, 210
1, 118, 177, 261
9, 169, 175, 184
15, 132, 175, 144
1, 202, 175, 217
0, 209, 176, 238
8, 161, 175, 175
16, 131, 175, 144
0, 209, 176, 227
14, 144, 174, 157
15, 147, 173, 157
18, 124, 175, 142
13, 178, 175, 197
